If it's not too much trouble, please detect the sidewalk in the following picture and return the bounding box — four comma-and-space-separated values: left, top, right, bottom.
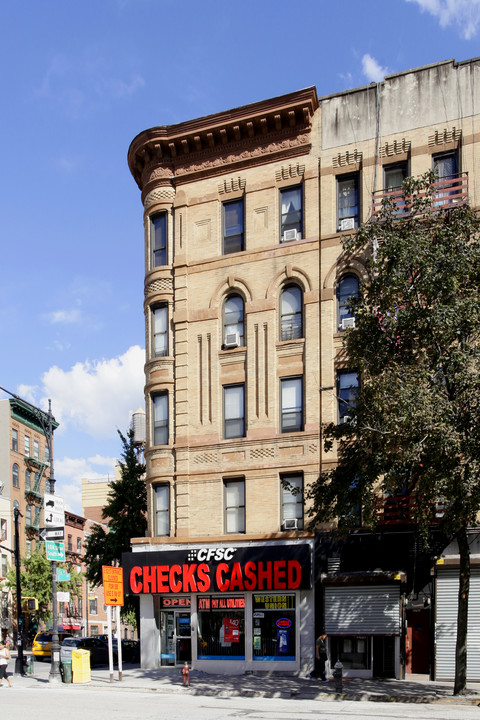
9, 657, 480, 706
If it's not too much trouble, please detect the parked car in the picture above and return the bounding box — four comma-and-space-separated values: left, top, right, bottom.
32, 631, 72, 660
97, 635, 140, 663
60, 636, 117, 667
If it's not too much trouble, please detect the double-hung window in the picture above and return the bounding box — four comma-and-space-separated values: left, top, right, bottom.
223, 384, 245, 439
12, 429, 18, 451
24, 435, 30, 456
33, 439, 39, 459
223, 199, 244, 254
281, 474, 304, 530
154, 485, 170, 536
151, 213, 167, 267
12, 464, 19, 488
223, 295, 244, 348
280, 285, 303, 340
152, 304, 168, 357
337, 371, 359, 423
224, 479, 245, 533
337, 174, 360, 231
152, 393, 169, 445
280, 186, 302, 242
280, 377, 303, 433
337, 275, 359, 331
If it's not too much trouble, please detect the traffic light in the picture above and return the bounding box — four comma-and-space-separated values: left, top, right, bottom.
21, 597, 38, 612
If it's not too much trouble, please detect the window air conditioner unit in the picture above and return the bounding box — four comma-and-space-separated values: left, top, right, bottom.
283, 229, 298, 242
283, 518, 299, 530
339, 217, 355, 231
340, 317, 356, 330
339, 415, 350, 424
224, 332, 240, 349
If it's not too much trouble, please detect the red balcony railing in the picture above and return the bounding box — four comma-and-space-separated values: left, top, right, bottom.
372, 173, 469, 217
374, 495, 445, 525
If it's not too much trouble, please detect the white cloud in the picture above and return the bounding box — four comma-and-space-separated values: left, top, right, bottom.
406, 0, 480, 39
362, 54, 389, 83
40, 345, 145, 437
46, 308, 82, 325
55, 455, 117, 514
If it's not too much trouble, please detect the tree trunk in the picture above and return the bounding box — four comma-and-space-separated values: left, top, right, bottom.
454, 524, 470, 695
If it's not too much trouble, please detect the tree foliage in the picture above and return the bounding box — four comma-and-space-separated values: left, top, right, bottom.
308, 172, 480, 694
83, 429, 146, 622
6, 547, 83, 627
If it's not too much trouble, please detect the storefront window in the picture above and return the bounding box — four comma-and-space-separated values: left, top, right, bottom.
329, 635, 371, 670
252, 594, 296, 661
197, 595, 245, 660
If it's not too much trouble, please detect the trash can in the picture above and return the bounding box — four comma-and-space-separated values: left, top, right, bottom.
61, 659, 72, 683
72, 649, 90, 684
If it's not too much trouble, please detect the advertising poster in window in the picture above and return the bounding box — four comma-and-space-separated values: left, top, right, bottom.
223, 618, 240, 643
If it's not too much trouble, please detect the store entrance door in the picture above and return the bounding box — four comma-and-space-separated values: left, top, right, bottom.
175, 611, 192, 665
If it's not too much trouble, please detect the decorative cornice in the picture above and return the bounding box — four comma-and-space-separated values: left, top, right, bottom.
128, 87, 319, 192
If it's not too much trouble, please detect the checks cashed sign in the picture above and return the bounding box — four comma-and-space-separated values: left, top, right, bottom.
122, 544, 312, 595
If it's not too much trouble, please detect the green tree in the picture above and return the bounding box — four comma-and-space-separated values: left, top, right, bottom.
6, 547, 83, 628
309, 172, 480, 695
83, 428, 146, 624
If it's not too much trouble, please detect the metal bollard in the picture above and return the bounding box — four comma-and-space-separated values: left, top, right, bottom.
333, 660, 343, 693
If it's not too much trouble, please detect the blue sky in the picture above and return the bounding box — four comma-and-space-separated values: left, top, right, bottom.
1, 0, 479, 514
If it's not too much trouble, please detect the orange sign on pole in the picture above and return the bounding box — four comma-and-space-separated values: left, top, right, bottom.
102, 565, 124, 607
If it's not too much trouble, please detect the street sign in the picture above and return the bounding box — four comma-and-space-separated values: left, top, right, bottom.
46, 540, 65, 562
39, 526, 64, 541
102, 565, 124, 607
56, 569, 70, 582
44, 493, 65, 528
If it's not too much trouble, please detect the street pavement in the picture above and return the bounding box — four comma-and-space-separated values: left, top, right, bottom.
6, 654, 480, 706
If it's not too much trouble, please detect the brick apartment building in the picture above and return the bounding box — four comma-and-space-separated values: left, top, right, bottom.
123, 58, 480, 679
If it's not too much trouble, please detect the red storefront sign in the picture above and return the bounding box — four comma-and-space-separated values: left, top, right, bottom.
122, 544, 311, 595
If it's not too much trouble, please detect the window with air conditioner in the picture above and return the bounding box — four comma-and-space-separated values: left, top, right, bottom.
280, 285, 303, 341
281, 474, 304, 530
223, 199, 244, 254
337, 274, 359, 331
223, 294, 244, 348
337, 371, 359, 424
337, 173, 359, 231
280, 186, 302, 242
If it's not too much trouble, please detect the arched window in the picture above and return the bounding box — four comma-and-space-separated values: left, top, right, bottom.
280, 285, 303, 340
12, 464, 19, 488
337, 274, 359, 330
223, 294, 244, 348
25, 505, 32, 525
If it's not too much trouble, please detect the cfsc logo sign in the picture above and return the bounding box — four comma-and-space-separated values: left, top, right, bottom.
187, 547, 237, 562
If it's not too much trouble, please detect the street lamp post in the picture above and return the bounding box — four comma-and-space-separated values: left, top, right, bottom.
13, 506, 25, 675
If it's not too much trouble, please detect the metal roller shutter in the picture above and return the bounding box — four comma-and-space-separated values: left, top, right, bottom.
324, 585, 401, 635
436, 568, 480, 680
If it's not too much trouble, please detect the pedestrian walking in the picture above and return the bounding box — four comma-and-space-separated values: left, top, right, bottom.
315, 632, 329, 682
0, 640, 13, 687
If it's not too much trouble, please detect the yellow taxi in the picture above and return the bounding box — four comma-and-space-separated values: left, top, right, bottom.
32, 631, 72, 660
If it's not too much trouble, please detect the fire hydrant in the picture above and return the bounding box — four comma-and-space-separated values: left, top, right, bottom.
333, 660, 343, 693
182, 661, 190, 686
